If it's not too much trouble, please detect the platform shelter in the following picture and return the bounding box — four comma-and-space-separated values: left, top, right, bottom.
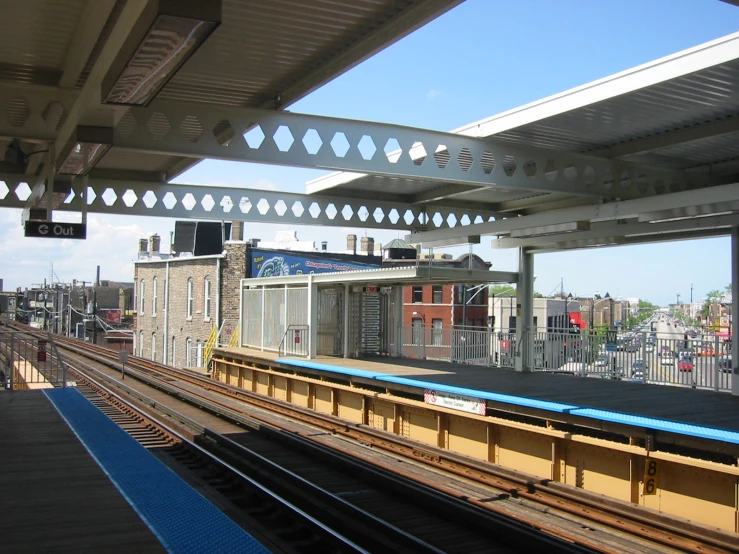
239, 266, 517, 360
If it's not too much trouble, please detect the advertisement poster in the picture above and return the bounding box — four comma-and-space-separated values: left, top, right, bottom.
251, 249, 378, 278
101, 309, 122, 324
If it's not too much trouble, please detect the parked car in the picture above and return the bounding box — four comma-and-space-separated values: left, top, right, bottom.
631, 359, 647, 379
700, 345, 716, 357
678, 358, 693, 372
719, 358, 732, 373
645, 344, 655, 353
594, 355, 609, 368
661, 355, 674, 366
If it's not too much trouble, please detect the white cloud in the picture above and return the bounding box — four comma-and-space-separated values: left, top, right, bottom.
426, 89, 445, 101
0, 210, 172, 290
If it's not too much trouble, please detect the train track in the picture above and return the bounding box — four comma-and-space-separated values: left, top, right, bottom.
6, 322, 738, 553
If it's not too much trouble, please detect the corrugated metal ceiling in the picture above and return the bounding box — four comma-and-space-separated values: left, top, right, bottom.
159, 0, 420, 108
0, 0, 84, 85
316, 46, 739, 211
491, 60, 739, 161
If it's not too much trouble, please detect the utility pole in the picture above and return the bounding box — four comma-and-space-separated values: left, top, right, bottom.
92, 266, 100, 345
690, 283, 693, 304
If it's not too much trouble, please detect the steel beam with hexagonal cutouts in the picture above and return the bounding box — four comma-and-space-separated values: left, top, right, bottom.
0, 174, 499, 231
110, 100, 704, 199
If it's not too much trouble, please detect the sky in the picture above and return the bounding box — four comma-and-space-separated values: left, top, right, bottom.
1, 0, 737, 305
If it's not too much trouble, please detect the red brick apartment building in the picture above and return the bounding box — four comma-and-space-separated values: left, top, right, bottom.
381, 244, 491, 332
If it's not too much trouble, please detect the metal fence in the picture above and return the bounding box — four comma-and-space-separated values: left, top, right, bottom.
568, 331, 732, 393
241, 286, 309, 352
279, 325, 309, 357
0, 330, 67, 389
399, 325, 733, 393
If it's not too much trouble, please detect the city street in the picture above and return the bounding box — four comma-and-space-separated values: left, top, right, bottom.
588, 317, 732, 391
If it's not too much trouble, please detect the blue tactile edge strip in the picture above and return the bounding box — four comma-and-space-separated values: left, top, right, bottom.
569, 408, 739, 445
44, 388, 269, 554
274, 358, 739, 445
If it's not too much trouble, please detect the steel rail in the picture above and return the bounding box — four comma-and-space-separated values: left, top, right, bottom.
11, 322, 736, 553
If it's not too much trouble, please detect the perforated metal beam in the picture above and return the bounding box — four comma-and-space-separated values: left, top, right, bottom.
111, 100, 704, 199
529, 229, 726, 254
0, 174, 497, 231
492, 214, 739, 248
408, 181, 739, 243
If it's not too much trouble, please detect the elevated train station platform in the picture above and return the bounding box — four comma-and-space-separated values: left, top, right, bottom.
0, 389, 268, 553
212, 347, 739, 533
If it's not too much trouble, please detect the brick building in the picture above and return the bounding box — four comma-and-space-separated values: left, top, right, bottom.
134, 222, 381, 369
381, 242, 492, 331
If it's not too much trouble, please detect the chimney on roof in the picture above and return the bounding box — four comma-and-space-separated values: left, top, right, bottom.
321, 241, 327, 251
138, 238, 148, 255
149, 235, 160, 254
231, 220, 244, 241
347, 234, 357, 255
249, 238, 260, 247
360, 236, 374, 254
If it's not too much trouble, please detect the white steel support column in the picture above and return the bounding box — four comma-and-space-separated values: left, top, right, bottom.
307, 276, 318, 360
163, 260, 170, 365
343, 284, 350, 358
393, 286, 404, 357
515, 249, 534, 372
732, 227, 739, 395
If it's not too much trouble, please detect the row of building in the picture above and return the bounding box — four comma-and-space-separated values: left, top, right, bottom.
131, 220, 640, 369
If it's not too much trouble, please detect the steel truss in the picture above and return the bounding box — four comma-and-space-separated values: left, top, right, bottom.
110, 101, 701, 198
408, 182, 739, 244
492, 214, 739, 249
0, 174, 497, 231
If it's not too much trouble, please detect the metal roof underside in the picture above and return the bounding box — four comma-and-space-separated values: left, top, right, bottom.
0, 0, 463, 180
242, 266, 518, 287
310, 30, 739, 224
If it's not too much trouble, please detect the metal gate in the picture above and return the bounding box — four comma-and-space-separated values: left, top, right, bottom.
317, 288, 343, 356
0, 330, 67, 389
347, 291, 391, 357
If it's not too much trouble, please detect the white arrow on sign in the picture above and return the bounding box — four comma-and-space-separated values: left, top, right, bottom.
38, 224, 49, 235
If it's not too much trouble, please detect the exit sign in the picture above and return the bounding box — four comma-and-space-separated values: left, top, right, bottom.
25, 221, 87, 240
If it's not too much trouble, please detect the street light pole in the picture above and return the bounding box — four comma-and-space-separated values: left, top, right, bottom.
412, 311, 426, 359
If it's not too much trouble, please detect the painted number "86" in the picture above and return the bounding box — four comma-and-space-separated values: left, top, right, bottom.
643, 459, 659, 495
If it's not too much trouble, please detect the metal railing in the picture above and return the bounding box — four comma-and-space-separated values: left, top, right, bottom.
278, 325, 310, 357
398, 324, 733, 393
565, 330, 732, 392
0, 329, 67, 389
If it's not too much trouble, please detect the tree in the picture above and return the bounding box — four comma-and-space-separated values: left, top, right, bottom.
701, 289, 722, 319
489, 284, 516, 296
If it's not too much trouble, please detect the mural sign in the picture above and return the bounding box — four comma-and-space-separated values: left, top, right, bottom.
250, 249, 378, 278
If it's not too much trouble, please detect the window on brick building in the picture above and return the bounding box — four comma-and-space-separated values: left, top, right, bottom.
432, 286, 442, 304
152, 277, 158, 315
139, 280, 145, 313
196, 341, 203, 367
204, 277, 211, 319
431, 319, 443, 345
412, 286, 423, 303
186, 278, 194, 318
186, 338, 192, 366
151, 333, 156, 362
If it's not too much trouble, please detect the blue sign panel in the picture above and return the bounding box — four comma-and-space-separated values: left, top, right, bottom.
250, 249, 378, 278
